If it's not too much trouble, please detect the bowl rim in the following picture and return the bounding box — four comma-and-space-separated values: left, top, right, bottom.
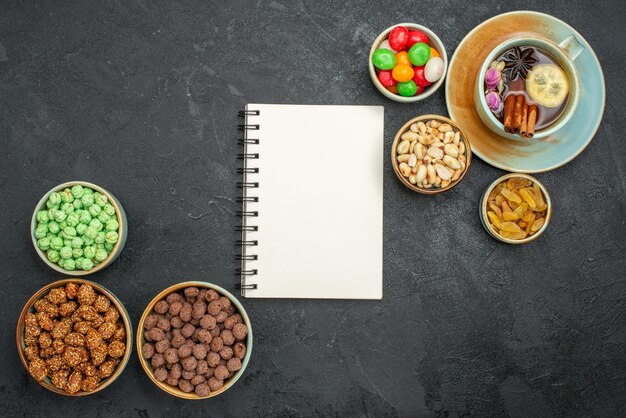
479, 173, 552, 244
136, 281, 253, 400
391, 114, 472, 194
16, 278, 134, 396
369, 23, 448, 103
31, 181, 126, 276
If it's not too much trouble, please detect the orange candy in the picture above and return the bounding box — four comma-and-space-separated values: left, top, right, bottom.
392, 64, 414, 82
386, 85, 398, 94
395, 51, 411, 66
429, 47, 440, 58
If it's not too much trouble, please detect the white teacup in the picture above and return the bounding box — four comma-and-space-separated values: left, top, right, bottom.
475, 35, 584, 140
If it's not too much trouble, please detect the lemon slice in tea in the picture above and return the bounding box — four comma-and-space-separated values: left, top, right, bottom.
526, 64, 569, 108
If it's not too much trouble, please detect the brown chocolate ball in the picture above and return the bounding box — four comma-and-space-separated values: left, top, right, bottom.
194, 383, 210, 397
196, 329, 213, 344
177, 344, 192, 358
151, 353, 165, 369
214, 365, 229, 380
220, 330, 235, 346
144, 314, 159, 330
168, 302, 183, 316
169, 363, 182, 379
165, 376, 179, 387
148, 328, 165, 342
166, 292, 183, 304
181, 323, 195, 338
208, 377, 223, 391
155, 339, 170, 354
190, 375, 206, 386
171, 334, 186, 348
209, 337, 223, 353
154, 367, 168, 382
207, 301, 222, 316
156, 317, 171, 332
207, 351, 221, 368
205, 290, 219, 302
192, 344, 207, 360
184, 287, 199, 298
196, 359, 209, 375
200, 315, 217, 330
226, 357, 242, 372
154, 300, 169, 315
181, 356, 197, 371
182, 369, 195, 380
219, 346, 233, 361
179, 303, 192, 322
164, 348, 179, 364
192, 301, 207, 319
178, 379, 194, 393
232, 323, 248, 340
233, 342, 246, 360
218, 296, 231, 310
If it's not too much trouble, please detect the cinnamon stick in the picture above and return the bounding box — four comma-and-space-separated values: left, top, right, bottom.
503, 94, 516, 133
512, 95, 524, 133
523, 105, 538, 138
520, 102, 529, 138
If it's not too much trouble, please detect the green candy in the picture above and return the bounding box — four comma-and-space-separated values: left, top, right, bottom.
105, 219, 119, 231
84, 246, 96, 259
95, 248, 108, 262
47, 250, 60, 263
372, 48, 397, 70
66, 212, 80, 227
103, 204, 116, 216
79, 211, 92, 225
47, 208, 56, 220
95, 193, 108, 207
60, 202, 74, 214
36, 211, 50, 224
89, 219, 103, 231
104, 242, 115, 251
83, 188, 93, 196
71, 237, 83, 248
54, 210, 67, 223
72, 199, 83, 210
83, 236, 94, 246
408, 42, 430, 66
82, 259, 94, 270
71, 185, 84, 198
50, 237, 63, 251
60, 188, 74, 203
48, 192, 62, 207
60, 246, 73, 259
97, 212, 111, 223
38, 237, 51, 251
59, 221, 68, 230
64, 227, 77, 238
81, 193, 95, 207
105, 231, 119, 245
397, 80, 418, 96
88, 204, 101, 217
35, 225, 48, 239
95, 231, 106, 244
76, 223, 87, 236
72, 248, 84, 258
64, 239, 73, 247
63, 259, 76, 271
48, 221, 60, 235
85, 227, 97, 240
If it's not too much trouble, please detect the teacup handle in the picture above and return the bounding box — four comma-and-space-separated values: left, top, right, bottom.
559, 35, 584, 61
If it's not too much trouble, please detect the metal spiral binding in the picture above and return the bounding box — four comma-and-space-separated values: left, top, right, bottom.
237, 110, 260, 292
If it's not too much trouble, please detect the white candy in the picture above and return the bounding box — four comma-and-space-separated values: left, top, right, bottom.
424, 57, 444, 83
378, 39, 397, 53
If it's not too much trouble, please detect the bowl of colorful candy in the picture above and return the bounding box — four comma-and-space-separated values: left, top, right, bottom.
369, 23, 448, 102
31, 181, 127, 275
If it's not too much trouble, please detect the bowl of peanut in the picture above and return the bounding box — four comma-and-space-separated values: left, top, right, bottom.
391, 115, 471, 194
16, 279, 132, 396
480, 173, 552, 244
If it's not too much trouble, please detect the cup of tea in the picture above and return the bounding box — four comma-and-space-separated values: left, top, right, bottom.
474, 35, 584, 141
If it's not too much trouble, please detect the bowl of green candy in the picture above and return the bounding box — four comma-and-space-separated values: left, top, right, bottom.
31, 181, 127, 276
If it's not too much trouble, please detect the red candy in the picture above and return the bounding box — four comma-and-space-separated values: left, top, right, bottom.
377, 70, 397, 88
388, 26, 409, 51
405, 30, 429, 50
412, 66, 432, 88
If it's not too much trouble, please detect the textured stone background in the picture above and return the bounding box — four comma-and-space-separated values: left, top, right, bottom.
1, 0, 624, 417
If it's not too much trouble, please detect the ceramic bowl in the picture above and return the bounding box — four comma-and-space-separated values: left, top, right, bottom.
369, 23, 448, 102
391, 114, 472, 194
31, 181, 127, 276
137, 281, 253, 399
479, 173, 552, 244
16, 278, 133, 396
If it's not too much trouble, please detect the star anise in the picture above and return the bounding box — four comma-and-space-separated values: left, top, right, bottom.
503, 47, 538, 80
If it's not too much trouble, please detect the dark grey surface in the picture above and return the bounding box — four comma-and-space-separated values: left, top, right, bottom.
1, 0, 624, 416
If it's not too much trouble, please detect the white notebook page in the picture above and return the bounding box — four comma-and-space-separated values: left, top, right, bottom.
241, 104, 384, 299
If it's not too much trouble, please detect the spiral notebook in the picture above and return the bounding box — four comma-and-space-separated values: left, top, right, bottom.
237, 104, 384, 299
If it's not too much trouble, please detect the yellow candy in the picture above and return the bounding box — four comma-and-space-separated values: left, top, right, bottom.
519, 188, 537, 208
500, 221, 522, 233
500, 188, 522, 204
487, 211, 502, 228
